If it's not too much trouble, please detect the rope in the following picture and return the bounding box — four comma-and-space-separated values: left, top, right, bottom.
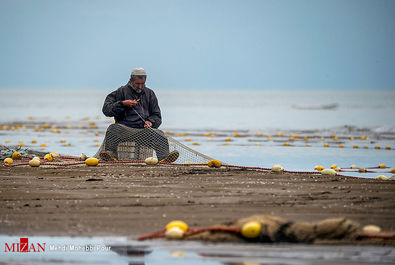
137, 226, 241, 241
137, 229, 166, 240
359, 231, 395, 240
42, 161, 86, 166
0, 159, 368, 179
159, 162, 203, 166
3, 162, 30, 167
21, 155, 35, 159
100, 160, 145, 164
3, 155, 389, 180
283, 170, 318, 174
59, 156, 81, 160
20, 155, 80, 160
225, 165, 272, 171
341, 169, 379, 173
334, 174, 362, 179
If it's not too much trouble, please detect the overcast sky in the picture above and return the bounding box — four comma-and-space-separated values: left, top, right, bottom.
0, 0, 394, 90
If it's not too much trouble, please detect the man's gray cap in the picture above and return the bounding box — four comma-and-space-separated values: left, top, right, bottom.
131, 68, 147, 76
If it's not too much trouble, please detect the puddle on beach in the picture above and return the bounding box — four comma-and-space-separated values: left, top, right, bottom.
1, 235, 395, 265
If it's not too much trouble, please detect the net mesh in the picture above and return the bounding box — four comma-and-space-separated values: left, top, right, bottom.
94, 123, 214, 163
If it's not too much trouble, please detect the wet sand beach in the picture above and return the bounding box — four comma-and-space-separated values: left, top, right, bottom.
1, 164, 394, 241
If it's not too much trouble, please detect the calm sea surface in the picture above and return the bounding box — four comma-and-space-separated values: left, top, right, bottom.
1, 89, 394, 178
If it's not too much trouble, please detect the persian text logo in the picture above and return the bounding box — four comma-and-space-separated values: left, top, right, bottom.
4, 237, 46, 253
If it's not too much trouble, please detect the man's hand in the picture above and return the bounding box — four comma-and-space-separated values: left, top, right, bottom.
144, 121, 152, 128
122, 99, 138, 108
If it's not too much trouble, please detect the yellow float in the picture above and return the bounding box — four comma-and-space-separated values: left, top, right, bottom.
208, 160, 222, 168
85, 157, 99, 166
3, 158, 13, 165
166, 220, 189, 233
145, 157, 158, 165
321, 168, 337, 176
362, 225, 381, 234
12, 152, 21, 160
29, 159, 40, 167
241, 221, 261, 238
165, 227, 184, 239
44, 154, 53, 162
271, 165, 284, 173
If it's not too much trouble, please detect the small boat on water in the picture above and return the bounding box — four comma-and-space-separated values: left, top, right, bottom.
292, 103, 339, 110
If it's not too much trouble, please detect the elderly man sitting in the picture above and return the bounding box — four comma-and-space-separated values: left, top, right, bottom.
99, 68, 179, 163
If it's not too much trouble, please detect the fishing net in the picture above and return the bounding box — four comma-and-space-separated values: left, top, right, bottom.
187, 215, 362, 243
0, 145, 45, 160
94, 123, 214, 163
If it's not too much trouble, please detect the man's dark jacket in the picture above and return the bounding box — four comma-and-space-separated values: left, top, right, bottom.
102, 83, 162, 129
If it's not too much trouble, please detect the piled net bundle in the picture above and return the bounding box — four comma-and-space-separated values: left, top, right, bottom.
94, 123, 213, 164
186, 215, 361, 243
139, 214, 395, 244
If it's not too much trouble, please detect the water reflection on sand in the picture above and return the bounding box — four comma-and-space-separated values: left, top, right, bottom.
1, 236, 394, 265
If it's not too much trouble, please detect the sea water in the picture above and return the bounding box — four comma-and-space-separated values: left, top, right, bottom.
1, 89, 394, 178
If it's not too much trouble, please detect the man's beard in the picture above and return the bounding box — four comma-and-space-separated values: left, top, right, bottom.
134, 87, 142, 93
